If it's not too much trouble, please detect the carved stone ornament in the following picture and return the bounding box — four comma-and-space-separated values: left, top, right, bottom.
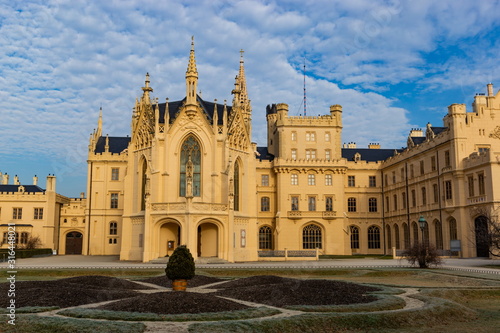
489, 126, 500, 139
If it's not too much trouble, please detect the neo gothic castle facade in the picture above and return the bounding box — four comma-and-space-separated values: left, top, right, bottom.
2, 41, 499, 262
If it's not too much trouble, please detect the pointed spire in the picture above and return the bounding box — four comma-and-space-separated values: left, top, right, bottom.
142, 72, 153, 102
237, 49, 248, 105
186, 37, 198, 104
96, 107, 103, 138
186, 36, 198, 77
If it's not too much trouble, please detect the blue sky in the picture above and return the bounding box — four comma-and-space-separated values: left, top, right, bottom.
1, 0, 499, 197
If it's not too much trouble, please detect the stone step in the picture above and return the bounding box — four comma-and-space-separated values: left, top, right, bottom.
195, 257, 228, 264
148, 256, 229, 265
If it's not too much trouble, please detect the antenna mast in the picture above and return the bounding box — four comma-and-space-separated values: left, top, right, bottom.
303, 57, 307, 116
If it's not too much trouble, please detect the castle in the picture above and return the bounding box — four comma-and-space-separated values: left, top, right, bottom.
2, 41, 499, 261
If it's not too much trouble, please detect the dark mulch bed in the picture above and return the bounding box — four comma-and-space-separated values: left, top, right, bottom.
215, 275, 380, 307
0, 275, 381, 313
0, 276, 148, 308
138, 274, 225, 288
59, 275, 153, 290
0, 282, 138, 308
95, 291, 249, 314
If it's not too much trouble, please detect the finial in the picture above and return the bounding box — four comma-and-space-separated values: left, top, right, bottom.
142, 72, 153, 95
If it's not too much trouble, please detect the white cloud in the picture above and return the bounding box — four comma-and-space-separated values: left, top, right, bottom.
0, 0, 498, 196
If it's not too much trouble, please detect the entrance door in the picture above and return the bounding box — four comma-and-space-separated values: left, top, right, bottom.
475, 216, 490, 257
66, 232, 83, 254
197, 223, 218, 257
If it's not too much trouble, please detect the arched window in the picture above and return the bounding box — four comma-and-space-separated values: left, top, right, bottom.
386, 225, 392, 249
261, 197, 270, 212
403, 223, 410, 249
368, 226, 381, 249
423, 221, 429, 247
234, 163, 240, 211
350, 225, 359, 249
394, 224, 400, 249
434, 220, 443, 249
412, 222, 419, 245
259, 226, 273, 249
140, 159, 147, 210
180, 136, 201, 197
109, 222, 118, 235
303, 224, 322, 249
449, 218, 457, 240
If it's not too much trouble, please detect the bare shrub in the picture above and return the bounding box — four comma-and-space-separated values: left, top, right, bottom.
402, 242, 442, 268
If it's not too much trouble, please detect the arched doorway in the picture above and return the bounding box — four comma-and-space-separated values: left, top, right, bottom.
474, 216, 490, 257
159, 222, 181, 257
197, 222, 218, 257
65, 231, 83, 254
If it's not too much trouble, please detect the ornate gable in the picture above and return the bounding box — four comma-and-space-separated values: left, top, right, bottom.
132, 73, 156, 150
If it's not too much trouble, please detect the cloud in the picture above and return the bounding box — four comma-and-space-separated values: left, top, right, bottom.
0, 0, 498, 196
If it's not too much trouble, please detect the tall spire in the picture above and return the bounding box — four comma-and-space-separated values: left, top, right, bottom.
142, 72, 153, 102
96, 107, 103, 138
237, 49, 248, 105
186, 36, 198, 105
231, 49, 251, 130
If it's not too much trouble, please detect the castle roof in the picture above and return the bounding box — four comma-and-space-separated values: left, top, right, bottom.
155, 95, 231, 126
94, 136, 131, 154
256, 147, 275, 161
342, 148, 401, 162
0, 185, 45, 193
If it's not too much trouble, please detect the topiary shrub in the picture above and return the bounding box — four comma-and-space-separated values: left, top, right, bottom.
165, 245, 195, 281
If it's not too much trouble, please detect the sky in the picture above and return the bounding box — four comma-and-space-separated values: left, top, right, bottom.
0, 0, 499, 197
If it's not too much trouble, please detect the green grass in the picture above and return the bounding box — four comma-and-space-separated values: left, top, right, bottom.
1, 315, 145, 333
0, 306, 59, 314
188, 295, 477, 333
2, 269, 165, 280
319, 254, 394, 260
58, 306, 281, 322
285, 294, 405, 313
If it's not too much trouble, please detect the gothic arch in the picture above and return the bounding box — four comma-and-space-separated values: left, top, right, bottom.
156, 219, 182, 257
197, 218, 223, 258
139, 156, 148, 210
179, 134, 202, 197
301, 222, 324, 249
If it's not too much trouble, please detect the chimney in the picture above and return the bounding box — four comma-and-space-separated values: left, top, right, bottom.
368, 143, 381, 149
487, 83, 494, 97
409, 128, 424, 137
33, 175, 38, 186
46, 174, 56, 192
347, 142, 357, 148
14, 175, 20, 185
80, 192, 85, 199
2, 173, 8, 185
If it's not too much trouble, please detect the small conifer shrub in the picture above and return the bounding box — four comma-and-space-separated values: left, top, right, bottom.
165, 245, 196, 281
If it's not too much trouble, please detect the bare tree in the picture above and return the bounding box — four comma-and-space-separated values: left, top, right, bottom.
402, 242, 443, 268
19, 235, 42, 250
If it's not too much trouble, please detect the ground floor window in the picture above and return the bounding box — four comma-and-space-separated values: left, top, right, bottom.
303, 224, 322, 249
368, 226, 381, 249
350, 225, 359, 249
259, 226, 273, 250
